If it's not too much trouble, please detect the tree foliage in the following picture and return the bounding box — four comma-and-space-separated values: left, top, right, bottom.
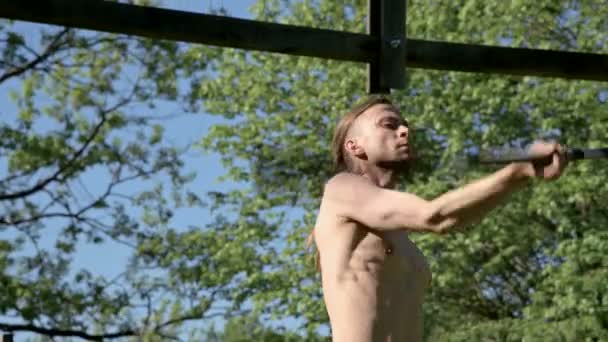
1, 0, 607, 341
193, 0, 608, 340
0, 3, 265, 340
202, 313, 327, 342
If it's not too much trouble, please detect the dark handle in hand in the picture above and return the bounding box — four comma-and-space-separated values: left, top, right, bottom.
478, 147, 608, 164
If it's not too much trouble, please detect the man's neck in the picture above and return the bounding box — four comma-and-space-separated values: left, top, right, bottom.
360, 165, 397, 189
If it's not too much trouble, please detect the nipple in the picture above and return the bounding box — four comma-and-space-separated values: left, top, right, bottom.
384, 241, 393, 255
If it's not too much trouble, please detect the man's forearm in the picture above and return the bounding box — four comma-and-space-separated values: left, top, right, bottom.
428, 163, 532, 230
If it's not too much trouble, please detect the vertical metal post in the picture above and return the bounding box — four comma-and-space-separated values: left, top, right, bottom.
367, 0, 381, 93
367, 0, 406, 94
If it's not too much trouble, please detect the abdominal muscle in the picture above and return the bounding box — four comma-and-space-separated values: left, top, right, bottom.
316, 222, 431, 342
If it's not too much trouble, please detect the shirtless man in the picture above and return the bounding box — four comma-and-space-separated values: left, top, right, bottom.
311, 95, 567, 342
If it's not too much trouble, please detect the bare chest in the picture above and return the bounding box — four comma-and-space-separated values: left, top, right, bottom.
389, 233, 431, 285
354, 229, 432, 287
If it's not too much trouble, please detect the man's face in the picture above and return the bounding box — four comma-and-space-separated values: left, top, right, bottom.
346, 104, 412, 170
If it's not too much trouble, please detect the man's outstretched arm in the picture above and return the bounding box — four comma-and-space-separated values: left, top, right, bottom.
428, 142, 567, 232
324, 142, 567, 234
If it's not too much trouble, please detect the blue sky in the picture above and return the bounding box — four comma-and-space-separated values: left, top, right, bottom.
0, 0, 258, 280
159, 0, 254, 18
0, 0, 318, 338
83, 0, 261, 276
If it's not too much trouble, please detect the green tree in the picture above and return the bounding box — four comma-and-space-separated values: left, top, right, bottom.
202, 313, 327, 342
0, 2, 275, 340
192, 0, 608, 340
2, 0, 607, 341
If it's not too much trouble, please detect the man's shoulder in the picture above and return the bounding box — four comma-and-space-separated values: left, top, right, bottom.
317, 173, 366, 229
325, 172, 374, 194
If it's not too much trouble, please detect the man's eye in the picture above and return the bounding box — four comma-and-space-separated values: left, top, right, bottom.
384, 122, 397, 129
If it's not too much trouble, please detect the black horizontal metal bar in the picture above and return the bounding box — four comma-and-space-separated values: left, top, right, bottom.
408, 39, 608, 82
0, 0, 606, 82
0, 0, 377, 63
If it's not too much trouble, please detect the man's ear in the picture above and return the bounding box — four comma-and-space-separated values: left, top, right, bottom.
345, 138, 366, 158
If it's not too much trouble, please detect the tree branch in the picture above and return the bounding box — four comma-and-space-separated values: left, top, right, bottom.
0, 322, 135, 341
0, 95, 134, 202
0, 28, 70, 83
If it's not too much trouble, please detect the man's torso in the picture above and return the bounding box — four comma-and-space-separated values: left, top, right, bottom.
315, 200, 432, 342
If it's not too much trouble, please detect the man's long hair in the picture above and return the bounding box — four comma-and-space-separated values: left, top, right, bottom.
306, 95, 395, 271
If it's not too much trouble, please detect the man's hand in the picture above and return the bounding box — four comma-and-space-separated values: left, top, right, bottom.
515, 141, 568, 181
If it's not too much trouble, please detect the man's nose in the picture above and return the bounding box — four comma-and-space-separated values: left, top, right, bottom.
398, 125, 409, 138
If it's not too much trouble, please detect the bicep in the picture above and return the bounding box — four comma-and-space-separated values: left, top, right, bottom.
324, 175, 434, 232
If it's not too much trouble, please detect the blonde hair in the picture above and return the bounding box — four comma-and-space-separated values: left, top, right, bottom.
307, 95, 395, 271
